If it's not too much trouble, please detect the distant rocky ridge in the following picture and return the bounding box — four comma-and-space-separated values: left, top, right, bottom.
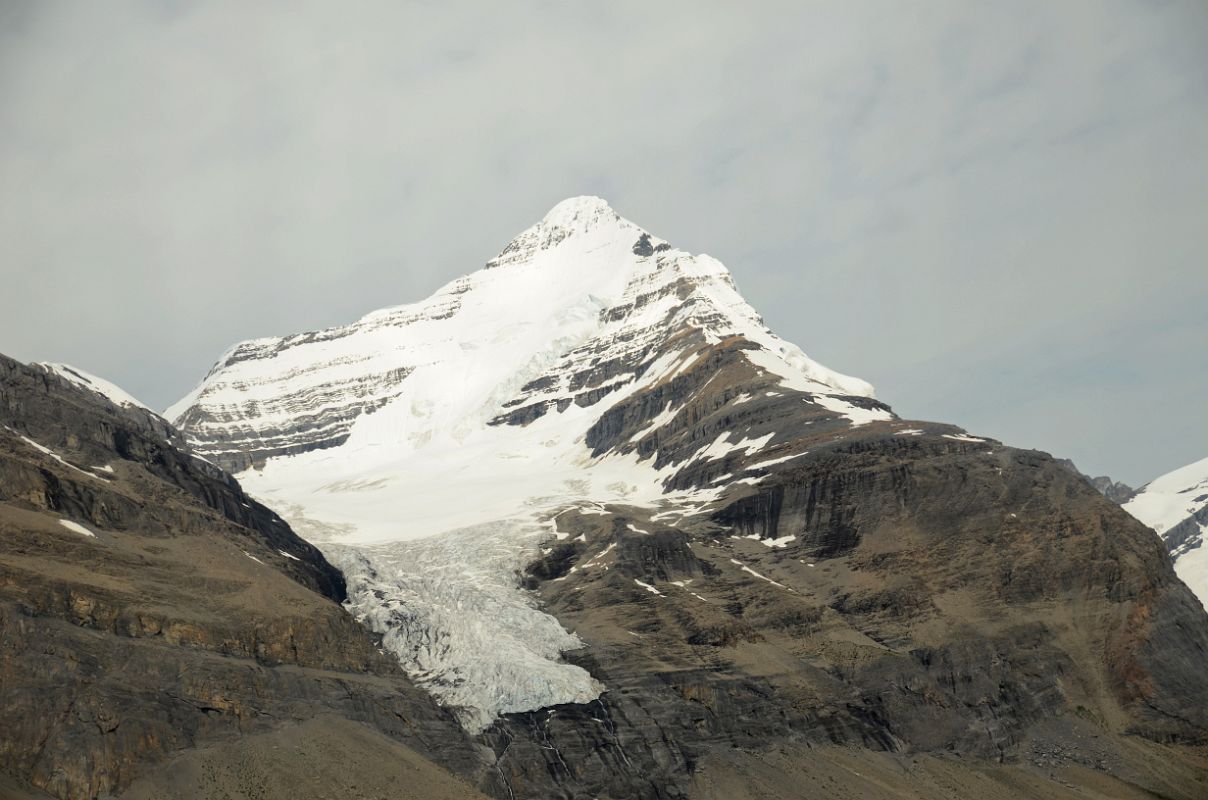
161, 198, 1208, 798
1055, 458, 1136, 504
1089, 475, 1138, 504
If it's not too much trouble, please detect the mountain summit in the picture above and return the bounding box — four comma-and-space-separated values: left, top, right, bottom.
166, 198, 1208, 797
167, 196, 895, 728
168, 196, 877, 475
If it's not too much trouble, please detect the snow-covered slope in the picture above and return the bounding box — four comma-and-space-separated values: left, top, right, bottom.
167, 197, 874, 473
169, 196, 899, 729
1125, 456, 1208, 609
39, 362, 151, 411
1125, 456, 1208, 536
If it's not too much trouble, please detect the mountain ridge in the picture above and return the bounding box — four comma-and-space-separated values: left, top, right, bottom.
158, 196, 1208, 800
3, 196, 1206, 798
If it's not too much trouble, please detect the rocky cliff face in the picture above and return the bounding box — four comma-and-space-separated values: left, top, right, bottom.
0, 355, 487, 799
161, 198, 1208, 798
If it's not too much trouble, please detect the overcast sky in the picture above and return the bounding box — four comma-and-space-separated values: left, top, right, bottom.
1, 0, 1205, 485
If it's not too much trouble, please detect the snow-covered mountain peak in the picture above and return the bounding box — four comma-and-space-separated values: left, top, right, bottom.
169, 197, 877, 468
483, 194, 658, 273
539, 194, 622, 230
169, 197, 898, 728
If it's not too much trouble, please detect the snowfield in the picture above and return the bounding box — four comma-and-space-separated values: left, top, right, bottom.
1124, 455, 1208, 610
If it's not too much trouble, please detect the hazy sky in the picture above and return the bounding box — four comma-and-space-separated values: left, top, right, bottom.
1, 0, 1205, 485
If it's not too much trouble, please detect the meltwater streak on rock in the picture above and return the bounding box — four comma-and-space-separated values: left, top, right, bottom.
169, 197, 892, 727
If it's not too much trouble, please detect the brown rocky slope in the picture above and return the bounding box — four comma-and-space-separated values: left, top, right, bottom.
482, 332, 1208, 798
0, 354, 489, 799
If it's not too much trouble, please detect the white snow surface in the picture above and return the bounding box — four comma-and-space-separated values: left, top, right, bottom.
169, 196, 879, 730
323, 520, 604, 731
943, 433, 987, 443
1172, 526, 1208, 611
1124, 456, 1208, 535
58, 519, 96, 538
1124, 455, 1208, 611
38, 363, 151, 411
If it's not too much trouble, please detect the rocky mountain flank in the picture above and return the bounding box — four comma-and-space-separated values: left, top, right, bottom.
163, 198, 1208, 799
1058, 458, 1206, 610
0, 355, 489, 799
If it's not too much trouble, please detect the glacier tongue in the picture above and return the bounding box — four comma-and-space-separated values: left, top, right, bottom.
325, 520, 602, 731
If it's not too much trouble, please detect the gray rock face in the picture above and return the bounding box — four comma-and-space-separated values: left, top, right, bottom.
1089, 475, 1138, 504
1165, 504, 1208, 561
170, 363, 413, 473
0, 356, 345, 600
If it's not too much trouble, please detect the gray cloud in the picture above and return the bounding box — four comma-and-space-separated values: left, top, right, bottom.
1, 0, 1205, 484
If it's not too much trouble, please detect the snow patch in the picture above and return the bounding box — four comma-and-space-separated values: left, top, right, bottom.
744, 450, 809, 471
943, 433, 987, 443
58, 519, 95, 538
634, 579, 662, 596
729, 558, 791, 590
737, 533, 795, 548
811, 394, 893, 427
